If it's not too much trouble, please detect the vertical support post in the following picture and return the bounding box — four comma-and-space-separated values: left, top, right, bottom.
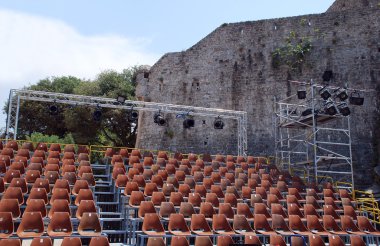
5, 90, 14, 140
311, 80, 318, 184
14, 95, 20, 140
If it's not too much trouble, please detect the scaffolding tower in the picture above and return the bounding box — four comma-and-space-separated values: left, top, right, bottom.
275, 80, 358, 189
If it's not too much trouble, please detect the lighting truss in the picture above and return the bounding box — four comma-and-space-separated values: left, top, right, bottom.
5, 89, 248, 156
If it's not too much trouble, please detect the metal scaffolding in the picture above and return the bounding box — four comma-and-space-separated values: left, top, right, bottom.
274, 80, 366, 189
5, 89, 248, 156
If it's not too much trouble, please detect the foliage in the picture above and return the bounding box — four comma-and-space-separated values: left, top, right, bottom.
26, 132, 75, 144
3, 67, 142, 147
272, 31, 312, 71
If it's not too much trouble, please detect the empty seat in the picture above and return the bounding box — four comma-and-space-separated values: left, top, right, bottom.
341, 215, 366, 235
16, 212, 44, 238
328, 235, 345, 246
54, 179, 71, 194
233, 214, 255, 235
3, 187, 24, 205
81, 173, 96, 186
50, 188, 71, 205
61, 237, 82, 246
46, 171, 59, 184
24, 199, 47, 218
188, 193, 202, 207
151, 192, 166, 207
168, 213, 191, 236
62, 172, 77, 185
190, 214, 213, 235
159, 202, 176, 220
36, 143, 47, 152
89, 237, 109, 246
0, 212, 13, 238
32, 178, 50, 194
357, 216, 380, 235
78, 212, 102, 236
72, 180, 90, 195
138, 201, 156, 218
49, 143, 61, 152
48, 212, 73, 236
75, 189, 94, 206
271, 214, 294, 235
217, 235, 234, 246
4, 170, 21, 183
179, 202, 196, 221
147, 237, 165, 246
288, 215, 312, 236
128, 191, 145, 208
0, 199, 21, 219
48, 199, 71, 219
76, 200, 97, 219
0, 239, 21, 246
9, 178, 27, 193
21, 142, 34, 151
349, 235, 366, 246
212, 214, 235, 235
236, 203, 254, 221
323, 215, 346, 235
244, 235, 262, 245
307, 215, 330, 235
25, 170, 41, 183
269, 235, 286, 246
200, 202, 216, 221
142, 213, 165, 236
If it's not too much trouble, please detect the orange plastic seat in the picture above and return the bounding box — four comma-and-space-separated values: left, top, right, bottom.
25, 170, 41, 183
212, 214, 235, 235
200, 202, 216, 221
159, 202, 176, 220
254, 214, 277, 235
44, 164, 60, 175
328, 235, 345, 246
54, 179, 71, 194
48, 212, 73, 236
9, 178, 27, 193
138, 201, 156, 218
9, 161, 25, 174
36, 143, 47, 152
72, 180, 90, 195
63, 152, 75, 160
307, 215, 330, 235
115, 175, 129, 188
144, 183, 159, 196
24, 199, 47, 218
16, 212, 44, 238
21, 142, 33, 151
0, 178, 4, 193
63, 144, 75, 153
30, 157, 44, 166
349, 235, 366, 246
323, 215, 346, 235
75, 189, 94, 206
236, 203, 254, 221
217, 235, 234, 246
49, 143, 61, 152
32, 178, 50, 194
272, 214, 294, 235
188, 193, 202, 207
357, 216, 380, 235
0, 239, 21, 246
233, 214, 255, 235
78, 166, 93, 177
190, 214, 213, 235
50, 188, 71, 205
3, 170, 21, 183
0, 199, 20, 219
269, 235, 286, 246
46, 171, 59, 184
62, 164, 76, 175
61, 237, 82, 246
48, 199, 71, 219
78, 212, 101, 236
142, 213, 165, 236
76, 200, 97, 219
3, 187, 24, 205
146, 237, 165, 246
88, 237, 109, 246
77, 153, 89, 162
245, 235, 262, 245
169, 192, 184, 207
1, 148, 14, 159
168, 213, 191, 236
0, 212, 13, 238
171, 236, 189, 246
81, 173, 96, 186
62, 172, 77, 185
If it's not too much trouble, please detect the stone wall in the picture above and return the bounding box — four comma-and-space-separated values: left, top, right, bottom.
136, 2, 380, 188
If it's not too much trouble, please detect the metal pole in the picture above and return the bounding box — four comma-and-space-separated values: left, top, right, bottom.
13, 95, 20, 140
5, 90, 14, 140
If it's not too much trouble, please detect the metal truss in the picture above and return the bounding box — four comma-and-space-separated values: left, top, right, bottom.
5, 89, 248, 156
274, 80, 362, 189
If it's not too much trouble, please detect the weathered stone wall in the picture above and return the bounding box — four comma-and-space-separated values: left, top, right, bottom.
136, 3, 380, 188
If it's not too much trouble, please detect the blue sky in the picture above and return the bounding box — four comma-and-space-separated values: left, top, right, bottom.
0, 0, 335, 129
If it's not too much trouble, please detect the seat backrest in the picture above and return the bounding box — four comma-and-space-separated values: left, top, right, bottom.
16, 212, 44, 238
78, 212, 102, 236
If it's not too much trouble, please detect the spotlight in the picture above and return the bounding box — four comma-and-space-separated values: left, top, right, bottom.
130, 110, 139, 121
297, 89, 307, 100
335, 88, 348, 101
49, 104, 58, 115
183, 118, 195, 129
93, 107, 102, 121
213, 118, 224, 129
322, 70, 333, 82
154, 113, 166, 126
338, 103, 350, 116
319, 87, 331, 100
301, 108, 313, 117
324, 102, 337, 115
116, 95, 126, 104
349, 92, 364, 106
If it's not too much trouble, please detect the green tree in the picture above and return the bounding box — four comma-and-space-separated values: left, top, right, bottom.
3, 67, 140, 147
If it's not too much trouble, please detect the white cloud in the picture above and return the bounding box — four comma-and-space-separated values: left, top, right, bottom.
0, 8, 159, 128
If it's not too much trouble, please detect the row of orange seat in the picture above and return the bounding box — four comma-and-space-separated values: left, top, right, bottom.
144, 234, 366, 246
0, 141, 89, 154
0, 236, 108, 246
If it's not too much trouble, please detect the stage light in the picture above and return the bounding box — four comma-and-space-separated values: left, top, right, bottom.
297, 89, 306, 100
130, 110, 139, 121
183, 118, 195, 129
93, 108, 102, 121
322, 70, 333, 82
116, 95, 126, 104
320, 87, 331, 100
335, 88, 348, 101
324, 102, 337, 115
49, 104, 58, 115
301, 108, 313, 117
154, 113, 166, 126
338, 103, 350, 116
214, 118, 224, 129
349, 92, 364, 106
